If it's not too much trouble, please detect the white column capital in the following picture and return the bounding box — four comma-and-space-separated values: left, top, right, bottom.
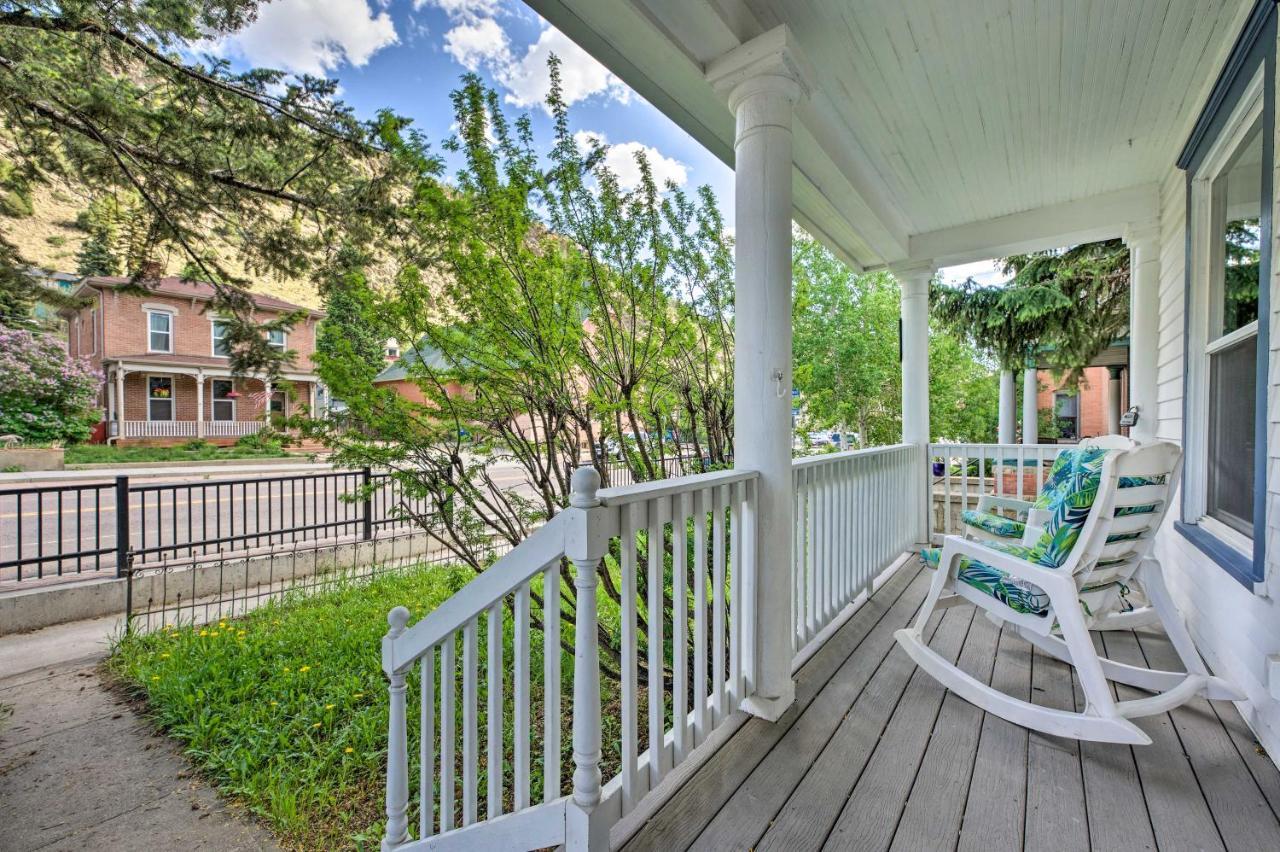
1122, 219, 1160, 250
706, 25, 814, 111
889, 261, 936, 296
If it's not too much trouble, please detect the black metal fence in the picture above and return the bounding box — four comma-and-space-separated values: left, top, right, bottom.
0, 468, 430, 584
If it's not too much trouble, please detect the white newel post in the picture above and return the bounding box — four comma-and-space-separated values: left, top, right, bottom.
998, 368, 1016, 444
381, 606, 411, 851
892, 262, 934, 543
1106, 366, 1124, 434
196, 371, 205, 439
565, 466, 613, 851
1124, 221, 1160, 442
1022, 364, 1038, 445
707, 25, 811, 721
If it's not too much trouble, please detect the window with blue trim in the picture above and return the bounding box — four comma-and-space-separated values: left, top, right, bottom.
1177, 0, 1274, 588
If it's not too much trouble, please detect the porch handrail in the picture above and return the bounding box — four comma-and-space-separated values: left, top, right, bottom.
925, 442, 1065, 543
380, 465, 760, 851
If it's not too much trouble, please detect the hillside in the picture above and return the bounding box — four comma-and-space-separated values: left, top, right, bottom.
4, 182, 323, 310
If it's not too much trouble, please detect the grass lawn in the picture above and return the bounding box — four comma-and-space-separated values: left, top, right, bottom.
66, 440, 296, 465
110, 547, 681, 848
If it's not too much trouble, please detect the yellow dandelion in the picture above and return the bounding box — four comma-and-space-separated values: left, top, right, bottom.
299, 665, 311, 673
270, 701, 279, 707
325, 703, 335, 710
344, 747, 354, 754
282, 666, 291, 673
218, 621, 227, 629
151, 675, 160, 681
353, 693, 364, 700
198, 630, 208, 637
312, 722, 322, 729
160, 653, 170, 659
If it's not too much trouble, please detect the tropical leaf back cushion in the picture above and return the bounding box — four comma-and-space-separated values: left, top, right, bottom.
1024, 451, 1106, 569
959, 509, 1026, 538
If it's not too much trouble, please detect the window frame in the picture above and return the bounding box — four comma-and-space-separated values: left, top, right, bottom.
1177, 1, 1275, 590
211, 318, 231, 358
266, 328, 287, 352
146, 308, 174, 354
211, 379, 236, 422
147, 375, 175, 422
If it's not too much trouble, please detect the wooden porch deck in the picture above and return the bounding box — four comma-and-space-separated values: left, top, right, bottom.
624, 561, 1280, 851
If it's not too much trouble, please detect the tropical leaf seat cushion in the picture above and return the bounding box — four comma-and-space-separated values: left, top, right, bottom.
925, 449, 1112, 616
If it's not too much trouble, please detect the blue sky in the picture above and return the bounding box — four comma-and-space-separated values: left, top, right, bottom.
205, 0, 735, 218
205, 0, 997, 283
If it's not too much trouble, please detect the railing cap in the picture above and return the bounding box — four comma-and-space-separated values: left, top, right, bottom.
570, 465, 601, 508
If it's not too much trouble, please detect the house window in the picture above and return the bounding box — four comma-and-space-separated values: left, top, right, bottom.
211, 379, 235, 421
267, 329, 286, 352
148, 376, 174, 421
212, 320, 231, 357
1054, 392, 1079, 441
147, 310, 173, 353
1177, 4, 1274, 587
386, 339, 400, 359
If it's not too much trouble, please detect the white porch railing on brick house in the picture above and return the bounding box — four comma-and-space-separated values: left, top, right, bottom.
379, 443, 922, 851
204, 421, 266, 438
121, 421, 198, 439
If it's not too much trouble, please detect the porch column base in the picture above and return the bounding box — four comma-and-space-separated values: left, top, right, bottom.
739, 681, 797, 723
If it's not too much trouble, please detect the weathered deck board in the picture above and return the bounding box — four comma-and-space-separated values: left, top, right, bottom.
632, 562, 1280, 851
682, 564, 936, 849
956, 624, 1031, 852
621, 560, 926, 852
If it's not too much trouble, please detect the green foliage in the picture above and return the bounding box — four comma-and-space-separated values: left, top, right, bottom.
931, 239, 1131, 384
0, 1, 425, 378
75, 232, 118, 276
928, 328, 1000, 442
1224, 218, 1260, 331
315, 247, 388, 389
791, 235, 900, 446
64, 440, 291, 464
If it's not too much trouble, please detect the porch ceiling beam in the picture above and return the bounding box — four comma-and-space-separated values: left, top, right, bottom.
906, 183, 1160, 267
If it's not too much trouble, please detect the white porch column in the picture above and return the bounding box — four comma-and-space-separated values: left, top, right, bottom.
114, 367, 127, 440
707, 26, 811, 721
891, 261, 934, 542
196, 370, 205, 439
1124, 221, 1160, 442
1106, 366, 1124, 434
1021, 365, 1039, 445
998, 369, 1016, 444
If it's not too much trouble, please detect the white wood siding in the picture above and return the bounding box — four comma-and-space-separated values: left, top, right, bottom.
1150, 28, 1280, 757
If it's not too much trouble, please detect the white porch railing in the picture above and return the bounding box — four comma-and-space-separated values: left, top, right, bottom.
121, 420, 197, 438
379, 466, 758, 851
790, 444, 922, 658
926, 443, 1066, 542
204, 420, 265, 438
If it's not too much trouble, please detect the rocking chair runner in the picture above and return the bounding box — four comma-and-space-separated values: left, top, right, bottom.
897, 441, 1243, 745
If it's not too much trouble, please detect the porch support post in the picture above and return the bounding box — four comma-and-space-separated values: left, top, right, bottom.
196, 370, 205, 439
1021, 364, 1039, 445
891, 261, 934, 543
1124, 221, 1160, 442
115, 367, 126, 439
998, 369, 1016, 444
707, 25, 812, 721
1106, 366, 1124, 434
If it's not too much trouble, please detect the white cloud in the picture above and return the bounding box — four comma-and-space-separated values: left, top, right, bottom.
208, 0, 397, 76
419, 0, 501, 19
443, 17, 510, 71
574, 131, 687, 190
499, 26, 630, 111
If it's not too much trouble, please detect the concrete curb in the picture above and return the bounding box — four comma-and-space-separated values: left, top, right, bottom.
1, 533, 437, 633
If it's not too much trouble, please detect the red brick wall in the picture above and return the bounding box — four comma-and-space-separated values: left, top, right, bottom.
95, 288, 317, 370
1035, 366, 1130, 441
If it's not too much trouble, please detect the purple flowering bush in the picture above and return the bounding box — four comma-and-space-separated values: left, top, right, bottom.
0, 324, 102, 444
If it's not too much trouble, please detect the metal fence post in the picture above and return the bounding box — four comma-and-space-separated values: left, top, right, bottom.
115, 475, 130, 577
361, 467, 373, 541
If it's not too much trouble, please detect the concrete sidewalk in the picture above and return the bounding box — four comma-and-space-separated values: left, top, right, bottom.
0, 618, 277, 851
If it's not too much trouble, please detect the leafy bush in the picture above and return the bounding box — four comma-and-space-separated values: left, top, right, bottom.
0, 324, 101, 443
235, 428, 287, 453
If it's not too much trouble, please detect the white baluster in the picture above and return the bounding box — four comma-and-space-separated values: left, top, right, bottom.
462, 619, 478, 826
544, 563, 561, 802
514, 581, 530, 810
691, 489, 709, 747
647, 495, 669, 787
440, 637, 455, 831
420, 648, 435, 839
672, 490, 690, 763
486, 603, 503, 819
381, 606, 411, 851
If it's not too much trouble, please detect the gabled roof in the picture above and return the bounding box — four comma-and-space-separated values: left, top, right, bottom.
77, 276, 323, 317
374, 340, 452, 383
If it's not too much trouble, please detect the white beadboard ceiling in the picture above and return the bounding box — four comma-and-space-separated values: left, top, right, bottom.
526, 0, 1253, 268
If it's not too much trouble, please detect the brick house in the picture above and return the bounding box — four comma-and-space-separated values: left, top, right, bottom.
60, 276, 324, 444
1036, 364, 1130, 442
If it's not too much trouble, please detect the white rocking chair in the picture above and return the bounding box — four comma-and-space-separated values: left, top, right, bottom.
897, 441, 1243, 744
960, 435, 1157, 631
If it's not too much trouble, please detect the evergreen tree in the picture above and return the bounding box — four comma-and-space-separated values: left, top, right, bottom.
315, 249, 388, 389
75, 233, 118, 276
